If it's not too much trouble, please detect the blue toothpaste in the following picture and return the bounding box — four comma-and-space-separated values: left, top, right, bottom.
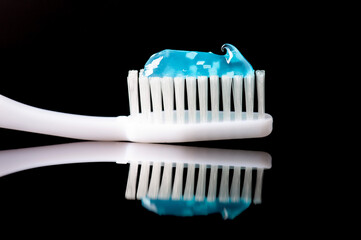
144, 43, 254, 78
141, 197, 251, 220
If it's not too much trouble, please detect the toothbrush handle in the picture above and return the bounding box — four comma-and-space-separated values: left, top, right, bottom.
0, 94, 129, 141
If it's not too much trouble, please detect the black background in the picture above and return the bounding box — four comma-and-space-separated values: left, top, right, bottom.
0, 0, 337, 238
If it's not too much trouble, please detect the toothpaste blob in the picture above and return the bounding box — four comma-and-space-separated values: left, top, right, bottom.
143, 43, 254, 78
141, 197, 251, 220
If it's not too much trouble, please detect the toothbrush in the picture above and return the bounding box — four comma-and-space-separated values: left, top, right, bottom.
0, 44, 273, 143
0, 141, 271, 219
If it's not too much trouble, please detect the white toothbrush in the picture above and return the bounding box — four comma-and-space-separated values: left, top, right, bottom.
0, 69, 272, 143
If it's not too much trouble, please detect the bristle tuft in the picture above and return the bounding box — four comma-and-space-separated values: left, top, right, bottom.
256, 70, 265, 118
241, 167, 253, 203
221, 75, 232, 121
158, 162, 173, 199
186, 77, 197, 123
171, 162, 184, 200
127, 70, 139, 115
244, 74, 255, 120
147, 161, 161, 199
232, 75, 243, 120
195, 164, 207, 201
230, 166, 241, 202
125, 161, 138, 200
139, 69, 151, 119
136, 162, 150, 199
219, 166, 230, 202
207, 165, 218, 201
183, 163, 195, 200
174, 77, 185, 123
197, 76, 208, 123
149, 77, 162, 123
161, 77, 174, 123
210, 76, 220, 122
253, 168, 264, 204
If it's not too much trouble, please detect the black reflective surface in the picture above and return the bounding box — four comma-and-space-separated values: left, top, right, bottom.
0, 0, 330, 238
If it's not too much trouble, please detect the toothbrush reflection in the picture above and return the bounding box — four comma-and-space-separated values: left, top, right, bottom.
124, 144, 271, 220
0, 142, 271, 220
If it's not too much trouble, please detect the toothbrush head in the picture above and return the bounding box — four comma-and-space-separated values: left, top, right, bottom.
126, 44, 272, 143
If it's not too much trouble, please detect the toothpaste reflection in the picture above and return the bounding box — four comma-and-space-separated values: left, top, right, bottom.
0, 142, 271, 219
139, 166, 264, 220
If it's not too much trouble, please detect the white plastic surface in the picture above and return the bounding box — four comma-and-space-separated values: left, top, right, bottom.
0, 142, 128, 177
126, 111, 272, 143
0, 94, 272, 143
0, 94, 128, 141
0, 141, 271, 177
122, 142, 272, 168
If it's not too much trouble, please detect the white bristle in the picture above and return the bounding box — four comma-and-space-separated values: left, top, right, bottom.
244, 74, 255, 120
195, 164, 207, 201
161, 77, 174, 123
206, 165, 218, 201
139, 70, 151, 119
186, 77, 197, 123
256, 70, 265, 119
132, 70, 266, 126
174, 77, 185, 123
125, 161, 138, 200
219, 166, 230, 202
147, 161, 161, 199
126, 162, 268, 205
232, 75, 243, 120
136, 162, 150, 199
183, 163, 195, 200
253, 168, 264, 204
197, 76, 208, 123
127, 70, 139, 115
241, 167, 253, 203
210, 75, 220, 122
230, 166, 241, 202
158, 162, 173, 199
221, 75, 232, 121
149, 77, 163, 123
171, 162, 184, 200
